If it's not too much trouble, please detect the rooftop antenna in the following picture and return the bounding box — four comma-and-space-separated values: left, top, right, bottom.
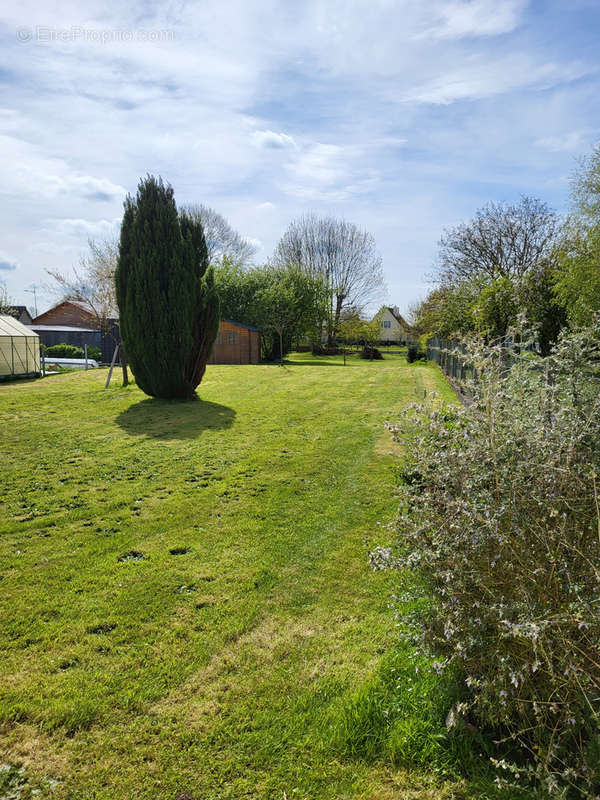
25, 285, 39, 317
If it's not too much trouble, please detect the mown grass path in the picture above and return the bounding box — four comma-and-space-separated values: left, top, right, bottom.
0, 354, 459, 799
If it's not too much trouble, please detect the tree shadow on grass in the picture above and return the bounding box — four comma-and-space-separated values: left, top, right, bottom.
116, 397, 236, 440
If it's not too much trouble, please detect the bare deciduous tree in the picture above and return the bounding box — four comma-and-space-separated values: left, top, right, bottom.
0, 281, 13, 315
46, 238, 128, 384
47, 238, 119, 321
272, 214, 385, 343
437, 196, 560, 286
180, 204, 257, 267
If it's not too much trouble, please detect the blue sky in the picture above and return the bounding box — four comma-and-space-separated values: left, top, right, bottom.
1, 0, 599, 316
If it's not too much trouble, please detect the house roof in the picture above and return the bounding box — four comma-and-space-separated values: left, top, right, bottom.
386, 306, 410, 328
34, 299, 119, 322
7, 305, 31, 318
29, 325, 98, 333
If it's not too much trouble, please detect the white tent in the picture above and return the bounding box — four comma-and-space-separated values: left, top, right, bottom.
0, 315, 41, 378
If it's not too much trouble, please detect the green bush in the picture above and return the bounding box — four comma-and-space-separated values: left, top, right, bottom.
359, 345, 383, 360
406, 341, 426, 363
387, 323, 600, 797
44, 343, 84, 358
44, 343, 101, 360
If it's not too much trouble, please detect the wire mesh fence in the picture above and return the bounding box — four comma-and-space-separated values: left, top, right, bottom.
426, 336, 542, 398
426, 337, 474, 382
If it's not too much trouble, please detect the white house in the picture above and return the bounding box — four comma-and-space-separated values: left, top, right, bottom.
375, 306, 411, 344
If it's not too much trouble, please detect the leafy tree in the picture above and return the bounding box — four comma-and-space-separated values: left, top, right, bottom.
555, 223, 600, 327
339, 310, 379, 348
472, 276, 519, 339
419, 197, 565, 346
115, 175, 220, 399
554, 144, 600, 327
212, 258, 263, 323
212, 261, 327, 360
254, 266, 328, 361
521, 262, 567, 355
273, 214, 385, 344
409, 284, 478, 339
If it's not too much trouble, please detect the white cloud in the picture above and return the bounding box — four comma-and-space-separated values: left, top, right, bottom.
251, 130, 296, 149
535, 131, 593, 152
0, 252, 18, 271
283, 142, 380, 201
421, 0, 528, 40
399, 57, 591, 104
0, 134, 126, 201
43, 217, 121, 237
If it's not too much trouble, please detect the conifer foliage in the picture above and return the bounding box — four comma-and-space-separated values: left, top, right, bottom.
115, 176, 220, 399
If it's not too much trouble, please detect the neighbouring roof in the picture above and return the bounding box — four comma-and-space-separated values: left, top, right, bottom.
0, 315, 39, 337
28, 325, 98, 333
7, 305, 31, 319
386, 306, 410, 328
68, 299, 120, 317
34, 299, 119, 321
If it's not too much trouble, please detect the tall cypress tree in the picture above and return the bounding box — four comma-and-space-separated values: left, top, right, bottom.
115, 175, 220, 399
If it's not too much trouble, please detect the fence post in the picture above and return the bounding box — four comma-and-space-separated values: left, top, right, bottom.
105, 344, 120, 389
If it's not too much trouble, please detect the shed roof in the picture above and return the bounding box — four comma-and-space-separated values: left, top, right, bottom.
225, 319, 261, 332
0, 315, 40, 337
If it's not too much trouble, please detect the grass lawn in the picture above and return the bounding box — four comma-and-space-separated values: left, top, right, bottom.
1, 353, 494, 799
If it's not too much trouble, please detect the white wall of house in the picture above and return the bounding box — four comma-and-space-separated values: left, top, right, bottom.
377, 306, 408, 343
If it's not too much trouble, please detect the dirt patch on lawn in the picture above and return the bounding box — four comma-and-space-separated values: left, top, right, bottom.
0, 723, 68, 781
149, 615, 325, 727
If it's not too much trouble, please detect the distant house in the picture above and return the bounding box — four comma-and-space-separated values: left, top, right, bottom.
375, 306, 411, 344
33, 300, 99, 329
7, 306, 33, 325
31, 300, 261, 365
31, 300, 116, 362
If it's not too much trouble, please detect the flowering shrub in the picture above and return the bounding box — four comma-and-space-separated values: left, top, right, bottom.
388, 322, 600, 797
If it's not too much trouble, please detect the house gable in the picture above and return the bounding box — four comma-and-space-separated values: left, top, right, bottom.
375, 306, 410, 342
34, 301, 97, 328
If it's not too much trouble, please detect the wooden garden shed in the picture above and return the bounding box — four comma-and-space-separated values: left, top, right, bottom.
208, 320, 261, 365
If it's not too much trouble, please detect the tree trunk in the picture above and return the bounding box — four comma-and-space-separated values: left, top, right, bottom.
121, 348, 129, 387
279, 331, 283, 365
328, 294, 344, 346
